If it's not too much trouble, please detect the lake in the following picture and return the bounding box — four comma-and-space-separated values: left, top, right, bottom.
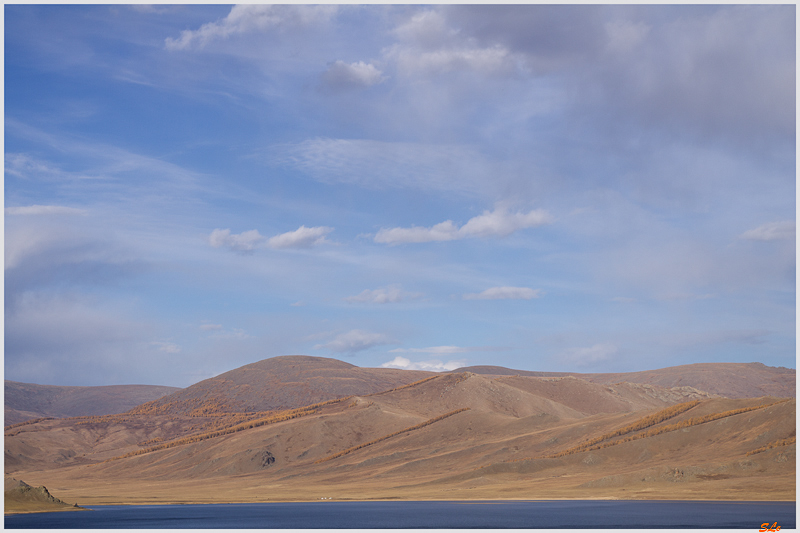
4, 500, 795, 529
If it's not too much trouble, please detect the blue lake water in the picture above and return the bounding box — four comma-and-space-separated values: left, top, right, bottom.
4, 500, 795, 529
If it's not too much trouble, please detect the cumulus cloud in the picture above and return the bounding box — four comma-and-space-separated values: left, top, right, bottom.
375, 208, 551, 244
267, 225, 333, 249
165, 4, 338, 50
314, 329, 396, 354
388, 9, 515, 77
208, 228, 265, 252
463, 287, 541, 300
5, 205, 87, 216
208, 226, 333, 252
345, 285, 423, 304
321, 60, 386, 91
381, 356, 466, 372
740, 220, 795, 241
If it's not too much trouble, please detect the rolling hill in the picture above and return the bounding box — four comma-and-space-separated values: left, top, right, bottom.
4, 357, 794, 505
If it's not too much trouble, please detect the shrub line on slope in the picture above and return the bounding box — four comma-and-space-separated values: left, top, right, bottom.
363, 375, 441, 397
4, 417, 55, 434
746, 435, 796, 456
545, 399, 791, 460
103, 396, 354, 463
546, 400, 701, 458
315, 407, 471, 464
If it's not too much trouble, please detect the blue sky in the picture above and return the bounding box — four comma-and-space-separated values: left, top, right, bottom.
4, 5, 795, 387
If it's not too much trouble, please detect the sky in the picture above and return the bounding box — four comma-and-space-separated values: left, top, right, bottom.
4, 4, 796, 387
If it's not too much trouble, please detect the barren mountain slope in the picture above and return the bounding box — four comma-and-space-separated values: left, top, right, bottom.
457, 362, 795, 399
9, 371, 788, 504
4, 381, 181, 426
129, 356, 432, 416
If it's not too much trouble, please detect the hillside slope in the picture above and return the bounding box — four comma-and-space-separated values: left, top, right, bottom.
129, 355, 432, 416
9, 370, 788, 504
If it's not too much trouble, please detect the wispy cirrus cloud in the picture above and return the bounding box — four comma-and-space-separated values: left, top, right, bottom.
345, 285, 423, 304
165, 4, 338, 51
5, 205, 87, 216
563, 343, 618, 366
374, 207, 551, 244
740, 220, 795, 241
463, 286, 541, 300
314, 329, 396, 354
208, 226, 333, 253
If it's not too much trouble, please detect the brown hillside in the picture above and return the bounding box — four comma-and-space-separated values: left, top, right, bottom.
4, 358, 793, 505
4, 381, 181, 426
128, 356, 432, 416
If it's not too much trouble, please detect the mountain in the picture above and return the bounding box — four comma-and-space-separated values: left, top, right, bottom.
128, 355, 432, 416
456, 362, 796, 399
4, 381, 181, 426
4, 358, 793, 504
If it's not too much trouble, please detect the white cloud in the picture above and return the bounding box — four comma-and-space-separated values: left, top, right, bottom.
345, 285, 423, 304
267, 225, 333, 249
740, 220, 795, 241
321, 61, 386, 91
199, 323, 223, 331
388, 9, 514, 77
165, 4, 338, 50
208, 226, 332, 252
374, 208, 551, 244
314, 329, 396, 353
5, 205, 87, 216
208, 228, 265, 252
463, 287, 542, 300
380, 355, 466, 372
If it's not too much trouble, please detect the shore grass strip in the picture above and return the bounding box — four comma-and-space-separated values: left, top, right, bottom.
315, 407, 471, 464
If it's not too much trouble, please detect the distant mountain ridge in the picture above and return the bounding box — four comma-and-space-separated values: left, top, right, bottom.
6, 357, 794, 425
4, 381, 180, 426
454, 362, 796, 399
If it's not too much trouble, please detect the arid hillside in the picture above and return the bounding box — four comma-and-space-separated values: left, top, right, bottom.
5, 360, 794, 504
457, 362, 796, 399
128, 355, 432, 416
4, 381, 180, 426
